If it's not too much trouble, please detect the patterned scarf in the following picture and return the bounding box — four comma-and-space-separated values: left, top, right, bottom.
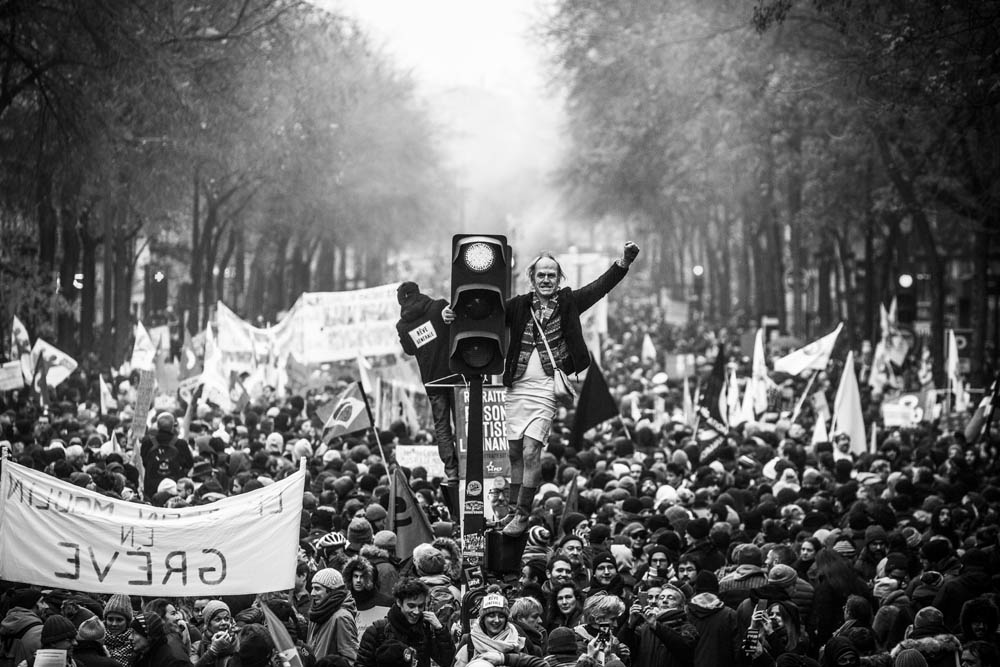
513, 294, 568, 381
105, 631, 134, 667
470, 620, 524, 655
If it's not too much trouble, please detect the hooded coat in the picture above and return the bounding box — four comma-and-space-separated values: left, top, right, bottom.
959, 597, 1000, 647
356, 604, 454, 667
688, 593, 739, 667
343, 556, 393, 637
889, 624, 961, 667
932, 567, 993, 633
0, 607, 44, 667
396, 294, 451, 391
359, 545, 399, 599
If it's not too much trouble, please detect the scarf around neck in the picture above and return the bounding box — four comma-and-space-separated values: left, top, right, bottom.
308, 589, 347, 625
470, 620, 524, 655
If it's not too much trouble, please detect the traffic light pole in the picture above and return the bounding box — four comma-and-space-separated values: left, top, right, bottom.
460, 373, 485, 589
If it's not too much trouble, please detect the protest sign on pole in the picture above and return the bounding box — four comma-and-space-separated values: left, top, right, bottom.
131, 369, 156, 444
0, 361, 24, 391
0, 460, 305, 595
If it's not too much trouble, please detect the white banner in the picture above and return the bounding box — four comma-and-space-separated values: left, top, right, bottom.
216, 284, 400, 370
0, 461, 304, 595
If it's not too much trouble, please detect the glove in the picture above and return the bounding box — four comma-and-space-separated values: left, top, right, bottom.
622, 242, 640, 266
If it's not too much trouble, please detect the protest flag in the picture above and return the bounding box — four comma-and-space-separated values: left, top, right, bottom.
830, 351, 866, 456
811, 412, 828, 447
201, 326, 232, 411
9, 315, 32, 384
965, 379, 999, 445
99, 374, 118, 414
569, 355, 618, 449
641, 333, 657, 363
323, 382, 373, 440
945, 329, 968, 413
726, 366, 742, 427
388, 467, 434, 560
557, 475, 580, 539
773, 323, 843, 376
178, 329, 203, 381
30, 339, 77, 394
131, 322, 157, 371
695, 346, 729, 463
682, 375, 695, 428
260, 600, 304, 667
229, 371, 250, 413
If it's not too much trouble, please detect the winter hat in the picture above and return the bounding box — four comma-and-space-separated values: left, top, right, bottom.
41, 615, 78, 646
10, 588, 43, 610
412, 544, 446, 576
373, 530, 396, 551
865, 525, 888, 546
312, 568, 345, 590
591, 552, 618, 574
694, 570, 719, 594
527, 525, 552, 547
589, 524, 611, 545
397, 281, 420, 304
920, 538, 952, 564
478, 586, 509, 618
201, 600, 231, 625
103, 594, 133, 623
873, 577, 900, 600
130, 613, 164, 641
894, 648, 928, 667
768, 564, 797, 587
77, 617, 106, 643
913, 607, 945, 632
686, 517, 710, 541
364, 504, 387, 524
832, 537, 857, 559
900, 526, 922, 549
547, 627, 578, 655
347, 517, 374, 546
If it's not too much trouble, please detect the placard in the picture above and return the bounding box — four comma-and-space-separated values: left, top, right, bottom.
0, 361, 25, 391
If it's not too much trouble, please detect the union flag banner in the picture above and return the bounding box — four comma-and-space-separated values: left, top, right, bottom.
323, 382, 372, 440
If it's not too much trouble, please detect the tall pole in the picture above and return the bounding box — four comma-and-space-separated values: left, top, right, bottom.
461, 374, 485, 590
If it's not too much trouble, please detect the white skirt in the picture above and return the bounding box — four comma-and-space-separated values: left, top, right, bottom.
505, 348, 557, 442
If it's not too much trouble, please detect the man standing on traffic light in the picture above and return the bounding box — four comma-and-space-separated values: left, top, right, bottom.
396, 281, 460, 484
501, 241, 640, 537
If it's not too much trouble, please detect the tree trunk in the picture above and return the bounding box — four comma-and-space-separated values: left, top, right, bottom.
786, 123, 804, 338
189, 168, 202, 333
79, 206, 98, 355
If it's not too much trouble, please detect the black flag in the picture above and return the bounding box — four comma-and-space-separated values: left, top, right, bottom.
569, 355, 618, 449
695, 345, 729, 464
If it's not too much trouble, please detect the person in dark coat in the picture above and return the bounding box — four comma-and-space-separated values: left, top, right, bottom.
139, 412, 193, 499
688, 592, 739, 667
959, 597, 1000, 650
74, 618, 120, 667
343, 555, 392, 638
396, 281, 459, 483
932, 548, 994, 633
356, 578, 454, 667
889, 607, 961, 667
130, 612, 190, 667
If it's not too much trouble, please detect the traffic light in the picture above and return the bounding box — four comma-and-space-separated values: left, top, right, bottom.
450, 234, 510, 375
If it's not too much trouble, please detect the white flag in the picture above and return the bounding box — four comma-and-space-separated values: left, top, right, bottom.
99, 374, 118, 414
29, 339, 78, 391
830, 351, 866, 456
9, 316, 33, 384
773, 323, 843, 376
130, 322, 157, 371
811, 413, 828, 446
727, 367, 743, 427
201, 326, 233, 411
641, 334, 657, 363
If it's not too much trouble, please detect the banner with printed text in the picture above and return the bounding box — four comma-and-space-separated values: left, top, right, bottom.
0, 461, 304, 595
216, 284, 400, 371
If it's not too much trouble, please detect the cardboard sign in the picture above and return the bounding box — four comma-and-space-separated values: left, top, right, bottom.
0, 361, 25, 391
0, 461, 304, 595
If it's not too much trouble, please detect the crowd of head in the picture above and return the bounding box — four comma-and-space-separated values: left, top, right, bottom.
2, 302, 999, 667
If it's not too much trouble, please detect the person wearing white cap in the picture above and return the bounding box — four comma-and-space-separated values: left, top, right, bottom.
453, 585, 544, 667
306, 568, 359, 663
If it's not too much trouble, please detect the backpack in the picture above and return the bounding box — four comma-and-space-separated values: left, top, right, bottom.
427, 584, 458, 627
0, 621, 41, 667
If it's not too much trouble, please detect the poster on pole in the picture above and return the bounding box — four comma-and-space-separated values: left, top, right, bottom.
0, 460, 305, 595
455, 386, 509, 522
131, 369, 157, 444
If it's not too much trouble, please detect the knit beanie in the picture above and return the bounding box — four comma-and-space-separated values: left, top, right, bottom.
364, 504, 387, 524
694, 570, 719, 594
832, 537, 857, 559
201, 600, 231, 625
130, 613, 157, 640
913, 607, 945, 631
103, 593, 133, 623
767, 564, 797, 587
312, 567, 345, 590
873, 577, 900, 600
41, 615, 79, 646
894, 648, 928, 667
373, 530, 396, 551
527, 526, 552, 547
864, 525, 888, 546
347, 517, 374, 546
10, 588, 43, 610
547, 627, 578, 655
77, 617, 106, 643
686, 517, 710, 541
591, 552, 618, 574
412, 544, 446, 576
478, 586, 509, 618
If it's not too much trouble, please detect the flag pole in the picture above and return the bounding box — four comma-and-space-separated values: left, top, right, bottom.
791, 369, 820, 424
356, 382, 388, 463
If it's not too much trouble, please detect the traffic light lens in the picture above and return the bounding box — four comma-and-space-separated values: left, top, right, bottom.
461, 295, 493, 320
462, 243, 496, 272
458, 339, 496, 369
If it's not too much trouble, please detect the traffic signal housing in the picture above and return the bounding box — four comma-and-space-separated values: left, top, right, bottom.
450, 234, 510, 375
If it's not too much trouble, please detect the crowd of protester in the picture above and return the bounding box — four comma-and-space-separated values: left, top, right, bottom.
2, 305, 999, 667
